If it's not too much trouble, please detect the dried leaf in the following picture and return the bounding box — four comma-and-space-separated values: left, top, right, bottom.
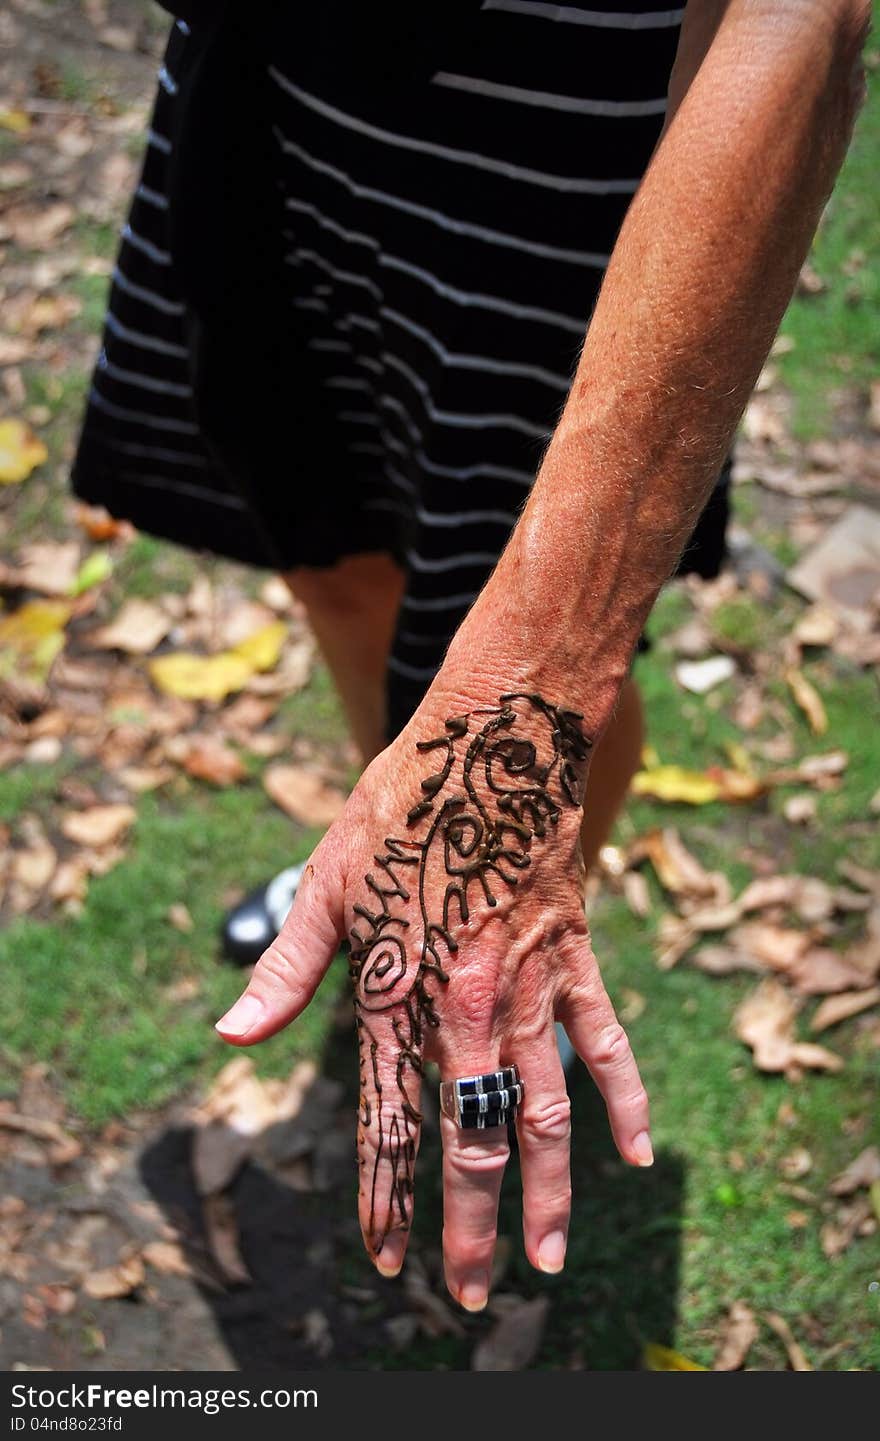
675, 655, 736, 694
821, 1195, 873, 1258
765, 1312, 812, 1371
60, 804, 136, 849
147, 620, 286, 702
643, 1342, 707, 1371
91, 599, 173, 656
788, 505, 880, 629
631, 762, 767, 806
713, 1300, 758, 1371
142, 1241, 192, 1278
630, 827, 721, 900
13, 541, 81, 594
783, 794, 817, 826
264, 765, 346, 826
785, 668, 828, 736
3, 202, 75, 249
74, 503, 130, 543
829, 1146, 880, 1196
0, 1111, 80, 1166
472, 1295, 549, 1372
402, 1254, 465, 1339
168, 902, 194, 933
733, 979, 843, 1073
0, 599, 71, 685
180, 736, 245, 786
82, 1255, 145, 1301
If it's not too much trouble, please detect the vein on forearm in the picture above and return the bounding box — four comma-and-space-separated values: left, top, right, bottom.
443, 0, 868, 728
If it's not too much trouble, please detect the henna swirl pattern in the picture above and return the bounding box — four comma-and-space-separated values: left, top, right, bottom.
349, 693, 591, 1250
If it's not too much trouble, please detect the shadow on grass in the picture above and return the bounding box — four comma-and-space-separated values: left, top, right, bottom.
140, 1019, 685, 1371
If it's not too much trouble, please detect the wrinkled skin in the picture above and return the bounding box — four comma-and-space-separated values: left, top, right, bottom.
216, 688, 651, 1312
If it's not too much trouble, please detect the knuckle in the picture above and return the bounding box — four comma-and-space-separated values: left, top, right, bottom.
591, 1020, 632, 1070
256, 942, 305, 995
520, 1095, 572, 1145
446, 1139, 510, 1183
442, 1231, 496, 1272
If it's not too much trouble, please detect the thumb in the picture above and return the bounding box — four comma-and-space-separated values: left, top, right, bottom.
215, 850, 344, 1045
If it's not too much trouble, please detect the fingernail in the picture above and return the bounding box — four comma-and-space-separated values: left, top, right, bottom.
375, 1234, 405, 1278
215, 993, 264, 1039
632, 1130, 654, 1167
537, 1230, 567, 1274
459, 1274, 489, 1312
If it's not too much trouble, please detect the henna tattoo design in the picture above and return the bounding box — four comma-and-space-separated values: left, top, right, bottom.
349, 693, 591, 1251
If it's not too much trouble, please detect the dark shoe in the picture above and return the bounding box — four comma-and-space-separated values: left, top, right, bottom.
221, 863, 306, 966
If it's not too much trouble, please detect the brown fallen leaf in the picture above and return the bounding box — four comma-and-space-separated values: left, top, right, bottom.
783, 794, 818, 826
264, 764, 347, 827
74, 502, 131, 543
179, 735, 245, 787
90, 599, 173, 655
829, 1146, 880, 1196
116, 764, 175, 793
779, 1147, 813, 1180
785, 667, 828, 736
12, 541, 81, 596
472, 1295, 549, 1372
738, 875, 834, 924
821, 1194, 874, 1259
790, 946, 879, 997
202, 1193, 251, 1286
713, 1300, 758, 1371
60, 804, 136, 849
765, 1312, 812, 1370
142, 1240, 192, 1279
82, 1254, 145, 1301
0, 1110, 80, 1166
167, 902, 194, 933
733, 979, 843, 1073
402, 1254, 465, 1339
811, 987, 880, 1033
3, 202, 75, 250
629, 827, 723, 900
621, 868, 651, 918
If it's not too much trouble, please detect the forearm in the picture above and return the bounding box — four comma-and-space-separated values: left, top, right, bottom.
435, 0, 867, 741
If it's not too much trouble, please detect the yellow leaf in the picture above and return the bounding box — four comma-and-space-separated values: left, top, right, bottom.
0, 599, 72, 685
785, 667, 828, 736
70, 549, 113, 595
870, 1180, 880, 1226
0, 108, 30, 135
232, 620, 287, 671
631, 764, 721, 805
0, 420, 49, 484
149, 651, 253, 703
643, 1342, 707, 1371
149, 621, 288, 702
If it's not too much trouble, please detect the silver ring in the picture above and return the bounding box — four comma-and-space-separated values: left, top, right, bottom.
439, 1065, 523, 1129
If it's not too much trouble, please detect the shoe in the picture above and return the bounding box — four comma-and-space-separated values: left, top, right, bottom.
221, 862, 307, 966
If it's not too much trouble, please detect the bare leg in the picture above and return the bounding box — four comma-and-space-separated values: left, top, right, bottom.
579, 676, 644, 873
283, 551, 405, 765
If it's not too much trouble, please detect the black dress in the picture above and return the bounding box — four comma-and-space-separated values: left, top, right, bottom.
72, 2, 729, 736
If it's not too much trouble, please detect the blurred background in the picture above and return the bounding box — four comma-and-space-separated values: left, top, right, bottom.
0, 0, 878, 1372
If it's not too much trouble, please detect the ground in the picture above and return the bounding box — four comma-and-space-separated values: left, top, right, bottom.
0, 0, 879, 1373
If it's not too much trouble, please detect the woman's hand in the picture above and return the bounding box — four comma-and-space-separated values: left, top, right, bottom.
215, 685, 651, 1310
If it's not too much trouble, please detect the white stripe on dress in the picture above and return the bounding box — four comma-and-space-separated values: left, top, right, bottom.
105, 310, 188, 359
270, 71, 640, 196
431, 72, 667, 118
380, 352, 550, 439
106, 437, 208, 469
481, 1, 684, 29
112, 265, 185, 316
146, 127, 172, 155
379, 253, 588, 334
116, 471, 247, 509
136, 183, 170, 211
405, 548, 500, 574
275, 130, 612, 268
88, 387, 199, 435
98, 354, 193, 399
121, 223, 172, 266
380, 306, 570, 390
387, 653, 446, 680
286, 246, 383, 302
370, 484, 518, 529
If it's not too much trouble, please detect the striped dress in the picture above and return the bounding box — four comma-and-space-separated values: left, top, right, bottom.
72, 2, 729, 737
